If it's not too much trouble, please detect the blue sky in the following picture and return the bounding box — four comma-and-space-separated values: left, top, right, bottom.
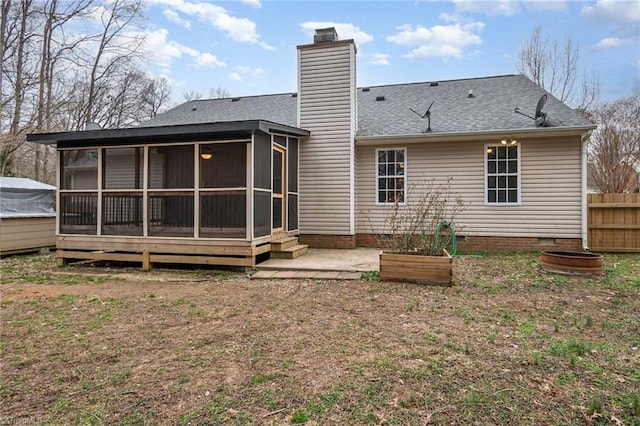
140, 0, 640, 106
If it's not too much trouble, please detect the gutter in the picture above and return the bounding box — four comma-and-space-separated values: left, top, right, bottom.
581, 130, 593, 251
355, 125, 597, 145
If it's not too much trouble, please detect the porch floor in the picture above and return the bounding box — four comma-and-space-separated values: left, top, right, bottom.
252, 248, 380, 280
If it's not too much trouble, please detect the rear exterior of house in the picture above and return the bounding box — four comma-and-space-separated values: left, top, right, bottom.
33, 122, 307, 269
27, 27, 595, 268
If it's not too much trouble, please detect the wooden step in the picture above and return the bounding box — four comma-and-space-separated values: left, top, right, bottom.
270, 236, 299, 251
251, 270, 361, 280
270, 244, 308, 259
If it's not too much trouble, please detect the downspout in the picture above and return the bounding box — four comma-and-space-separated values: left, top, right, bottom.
581, 131, 592, 251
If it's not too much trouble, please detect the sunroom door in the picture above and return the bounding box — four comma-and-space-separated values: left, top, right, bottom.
272, 146, 285, 232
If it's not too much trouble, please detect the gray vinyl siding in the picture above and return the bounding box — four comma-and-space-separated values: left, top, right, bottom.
298, 41, 356, 235
103, 148, 141, 190
356, 136, 583, 238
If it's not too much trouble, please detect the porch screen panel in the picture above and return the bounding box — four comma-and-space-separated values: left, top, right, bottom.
148, 145, 194, 189
287, 138, 298, 193
274, 135, 287, 147
287, 138, 299, 231
253, 134, 271, 190
60, 149, 98, 190
102, 193, 143, 236
59, 149, 98, 235
200, 191, 246, 238
254, 191, 271, 238
287, 194, 298, 231
59, 193, 97, 234
253, 134, 272, 237
103, 147, 142, 189
148, 193, 194, 237
200, 143, 247, 188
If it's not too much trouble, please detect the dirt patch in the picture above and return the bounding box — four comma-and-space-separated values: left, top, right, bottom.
1, 252, 639, 425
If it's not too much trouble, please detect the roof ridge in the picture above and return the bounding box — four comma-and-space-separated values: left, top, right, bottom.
357, 74, 519, 90
190, 92, 296, 102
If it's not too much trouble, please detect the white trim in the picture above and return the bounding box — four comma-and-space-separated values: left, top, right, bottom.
143, 145, 149, 237
194, 144, 200, 238
96, 148, 103, 236
581, 134, 589, 250
375, 147, 407, 206
484, 142, 521, 207
248, 138, 254, 240
296, 49, 301, 129
55, 151, 60, 236
349, 42, 357, 235
356, 126, 597, 145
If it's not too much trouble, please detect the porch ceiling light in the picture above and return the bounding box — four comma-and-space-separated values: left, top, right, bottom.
200, 148, 213, 160
501, 138, 517, 145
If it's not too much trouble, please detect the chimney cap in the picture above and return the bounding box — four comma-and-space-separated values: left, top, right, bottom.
314, 27, 338, 43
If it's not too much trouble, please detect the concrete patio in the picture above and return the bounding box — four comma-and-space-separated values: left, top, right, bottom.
251, 247, 381, 280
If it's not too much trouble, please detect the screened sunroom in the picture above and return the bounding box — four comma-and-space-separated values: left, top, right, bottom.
28, 121, 308, 269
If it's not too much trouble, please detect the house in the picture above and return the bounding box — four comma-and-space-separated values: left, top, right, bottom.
0, 177, 56, 255
27, 28, 595, 269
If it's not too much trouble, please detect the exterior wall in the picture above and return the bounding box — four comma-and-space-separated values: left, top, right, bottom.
298, 39, 356, 236
0, 217, 56, 254
356, 233, 582, 252
356, 136, 583, 241
299, 234, 356, 249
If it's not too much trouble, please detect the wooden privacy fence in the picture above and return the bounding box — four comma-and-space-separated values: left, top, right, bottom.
588, 193, 640, 252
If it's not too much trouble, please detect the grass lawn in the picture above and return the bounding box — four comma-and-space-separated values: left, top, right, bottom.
1, 252, 639, 425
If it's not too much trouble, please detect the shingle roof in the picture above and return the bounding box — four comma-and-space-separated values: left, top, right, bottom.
140, 93, 298, 128
141, 74, 593, 136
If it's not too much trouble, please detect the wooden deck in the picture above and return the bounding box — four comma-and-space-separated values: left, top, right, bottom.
56, 233, 298, 270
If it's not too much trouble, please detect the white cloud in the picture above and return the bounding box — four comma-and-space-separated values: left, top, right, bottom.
387, 22, 484, 59
144, 28, 192, 68
300, 22, 374, 46
448, 0, 566, 18
453, 0, 521, 16
368, 53, 390, 66
192, 52, 226, 68
232, 65, 265, 80
241, 0, 262, 8
582, 0, 640, 29
523, 0, 567, 12
593, 37, 635, 50
144, 28, 225, 69
149, 0, 273, 49
162, 8, 191, 29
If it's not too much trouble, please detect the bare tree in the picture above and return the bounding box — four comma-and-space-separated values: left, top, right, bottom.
1, 0, 172, 182
81, 0, 145, 126
518, 25, 599, 112
143, 76, 171, 119
183, 90, 204, 102
1, 0, 38, 176
210, 86, 230, 99
589, 94, 640, 193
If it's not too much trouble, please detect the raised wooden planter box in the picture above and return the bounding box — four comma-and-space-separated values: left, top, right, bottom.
379, 249, 453, 286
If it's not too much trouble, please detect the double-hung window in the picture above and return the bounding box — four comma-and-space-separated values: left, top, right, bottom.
486, 144, 520, 204
376, 148, 406, 204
